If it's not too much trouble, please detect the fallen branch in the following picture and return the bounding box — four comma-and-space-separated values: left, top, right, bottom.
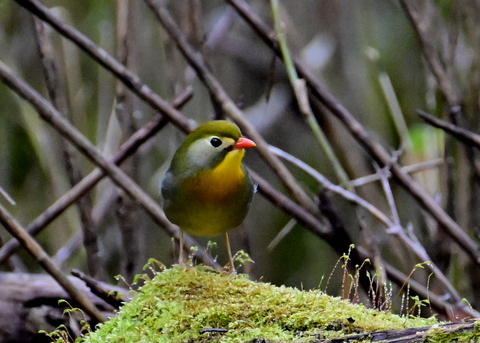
0, 272, 129, 343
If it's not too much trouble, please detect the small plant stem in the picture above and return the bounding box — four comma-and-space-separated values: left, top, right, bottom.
270, 0, 351, 189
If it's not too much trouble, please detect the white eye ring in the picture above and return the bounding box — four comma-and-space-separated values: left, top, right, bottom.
210, 137, 222, 148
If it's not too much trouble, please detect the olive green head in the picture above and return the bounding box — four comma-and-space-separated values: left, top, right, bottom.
168, 120, 244, 175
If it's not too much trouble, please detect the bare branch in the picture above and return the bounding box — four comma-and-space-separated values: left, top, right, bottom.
71, 269, 127, 308
418, 110, 480, 148
399, 0, 460, 108
32, 16, 102, 279
0, 202, 106, 322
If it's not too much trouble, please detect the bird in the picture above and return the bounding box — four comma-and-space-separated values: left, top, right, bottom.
161, 120, 256, 271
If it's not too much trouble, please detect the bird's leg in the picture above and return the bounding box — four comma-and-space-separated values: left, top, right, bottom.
224, 232, 235, 273
178, 229, 185, 266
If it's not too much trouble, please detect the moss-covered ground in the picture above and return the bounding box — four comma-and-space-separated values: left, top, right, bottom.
85, 264, 440, 342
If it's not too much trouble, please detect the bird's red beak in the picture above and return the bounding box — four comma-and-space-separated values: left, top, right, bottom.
233, 137, 256, 150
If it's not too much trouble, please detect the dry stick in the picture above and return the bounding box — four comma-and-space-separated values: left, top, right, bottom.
418, 110, 480, 149
0, 88, 215, 266
71, 269, 127, 308
225, 0, 480, 265
115, 0, 142, 282
269, 145, 391, 225
418, 109, 480, 184
249, 170, 331, 238
376, 165, 473, 315
399, 0, 459, 108
32, 17, 102, 279
0, 203, 106, 322
0, 62, 220, 270
350, 159, 443, 188
270, 0, 350, 189
268, 158, 444, 249
143, 0, 320, 218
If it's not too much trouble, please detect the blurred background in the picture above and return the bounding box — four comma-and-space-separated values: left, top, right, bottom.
0, 0, 479, 322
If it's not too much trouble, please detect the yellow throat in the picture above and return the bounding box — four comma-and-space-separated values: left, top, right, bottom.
191, 149, 246, 202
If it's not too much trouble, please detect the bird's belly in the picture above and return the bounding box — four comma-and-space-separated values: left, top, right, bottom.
166, 173, 250, 236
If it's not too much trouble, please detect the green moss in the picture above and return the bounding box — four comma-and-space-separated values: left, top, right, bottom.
421, 321, 480, 343
86, 265, 438, 342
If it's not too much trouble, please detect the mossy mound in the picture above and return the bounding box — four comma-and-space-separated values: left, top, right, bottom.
87, 265, 438, 342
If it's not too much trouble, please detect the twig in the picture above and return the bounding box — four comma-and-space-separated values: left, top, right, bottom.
225, 0, 480, 265
115, 0, 142, 282
0, 202, 106, 322
269, 145, 392, 226
350, 159, 443, 188
270, 0, 351, 189
249, 170, 330, 238
376, 165, 467, 313
418, 109, 480, 180
0, 186, 15, 206
71, 269, 127, 308
356, 246, 476, 318
418, 110, 480, 149
378, 72, 412, 151
267, 218, 296, 251
0, 60, 219, 269
32, 16, 102, 279
399, 0, 459, 108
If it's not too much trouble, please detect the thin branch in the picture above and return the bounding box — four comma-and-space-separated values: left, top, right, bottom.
0, 202, 106, 322
418, 110, 480, 149
115, 0, 142, 282
269, 146, 392, 226
418, 110, 480, 180
0, 186, 16, 206
399, 0, 460, 108
71, 269, 127, 308
249, 170, 331, 238
350, 159, 443, 188
270, 0, 351, 189
376, 165, 469, 314
32, 16, 102, 279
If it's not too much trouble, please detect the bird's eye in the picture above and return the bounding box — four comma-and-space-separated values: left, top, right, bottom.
210, 137, 222, 148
